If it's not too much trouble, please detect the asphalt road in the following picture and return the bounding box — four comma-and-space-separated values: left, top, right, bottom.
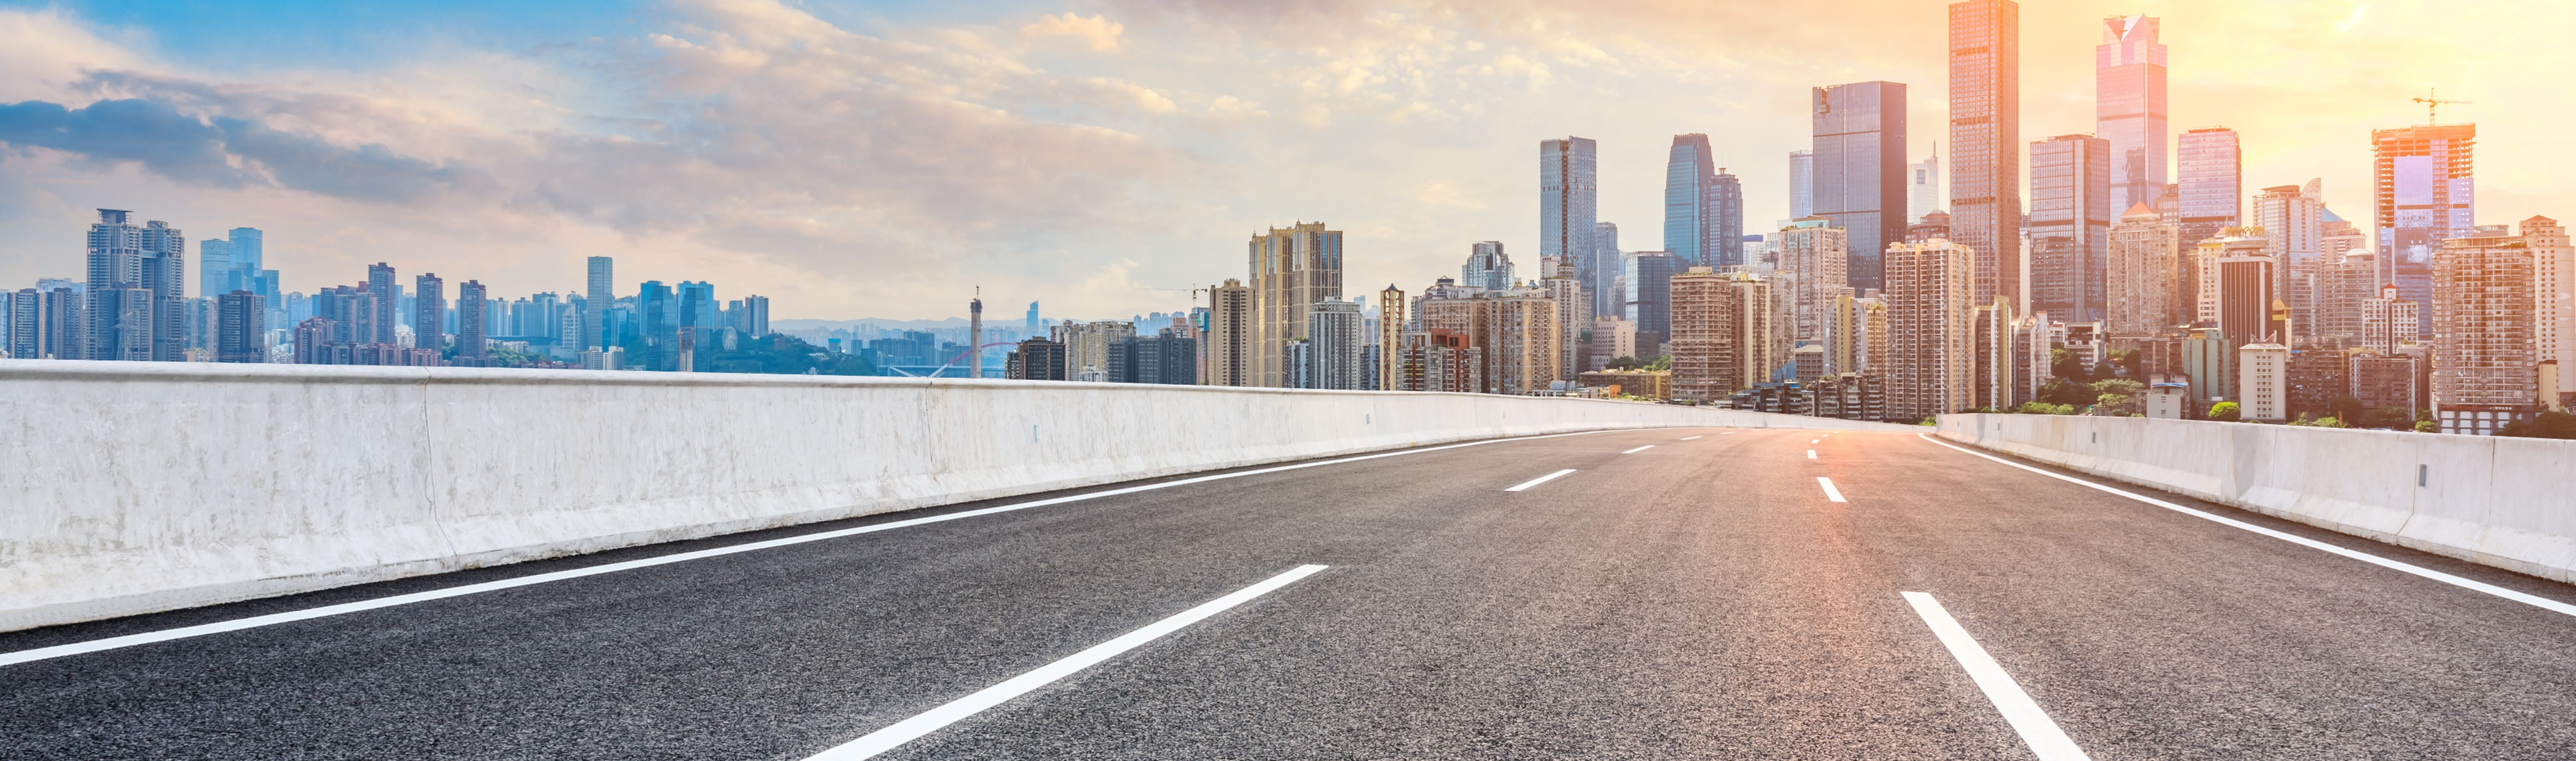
6, 427, 2575, 760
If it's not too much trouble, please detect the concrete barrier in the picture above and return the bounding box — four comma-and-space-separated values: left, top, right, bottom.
1937, 414, 2576, 583
0, 360, 1917, 631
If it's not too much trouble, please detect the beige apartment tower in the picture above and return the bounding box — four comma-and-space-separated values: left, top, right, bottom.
1206, 279, 1253, 386
1885, 239, 1977, 420
1668, 267, 1736, 402
2527, 216, 2575, 408
1779, 219, 1849, 345
2105, 203, 2179, 336
1377, 284, 1405, 390
1249, 223, 1344, 387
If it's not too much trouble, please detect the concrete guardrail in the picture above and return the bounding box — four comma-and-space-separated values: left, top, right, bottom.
1, 360, 1917, 631
1936, 413, 2576, 584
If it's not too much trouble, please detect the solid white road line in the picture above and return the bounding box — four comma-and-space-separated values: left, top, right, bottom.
1721, 431, 1738, 435
1806, 450, 1817, 459
1505, 469, 1580, 492
0, 430, 1627, 669
805, 565, 1329, 761
1681, 436, 1704, 441
1915, 433, 2576, 619
1815, 477, 1847, 502
1622, 445, 1656, 454
1901, 592, 2094, 761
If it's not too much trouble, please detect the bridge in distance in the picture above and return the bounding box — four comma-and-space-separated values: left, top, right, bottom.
3, 427, 2573, 760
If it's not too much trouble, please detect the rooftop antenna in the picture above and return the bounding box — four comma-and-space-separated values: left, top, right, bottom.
2412, 87, 2469, 126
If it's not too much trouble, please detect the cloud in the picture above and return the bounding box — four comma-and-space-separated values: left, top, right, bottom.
0, 97, 487, 203
1022, 12, 1128, 51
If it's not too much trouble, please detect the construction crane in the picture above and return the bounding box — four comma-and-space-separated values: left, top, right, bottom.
2412, 87, 2470, 125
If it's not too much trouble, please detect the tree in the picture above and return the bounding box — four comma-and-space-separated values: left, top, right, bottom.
2326, 395, 2367, 427
2414, 419, 2438, 433
2500, 411, 2576, 439
705, 334, 877, 376
2095, 393, 2134, 416
2050, 348, 2091, 382
1605, 355, 1642, 370
2104, 349, 2143, 379
1645, 353, 1673, 371
2013, 400, 2074, 416
2037, 377, 2093, 407
2208, 401, 2242, 422
2360, 407, 2415, 429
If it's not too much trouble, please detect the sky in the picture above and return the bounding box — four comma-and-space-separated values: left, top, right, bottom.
1, 0, 2569, 322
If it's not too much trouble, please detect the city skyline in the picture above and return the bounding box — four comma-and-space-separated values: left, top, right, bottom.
1, 1, 2568, 321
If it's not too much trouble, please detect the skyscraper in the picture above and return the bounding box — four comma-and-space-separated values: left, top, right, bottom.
1711, 169, 1745, 268
1377, 284, 1405, 391
1908, 145, 1941, 223
1542, 137, 1604, 318
1306, 298, 1365, 391
1461, 241, 1515, 291
2253, 184, 2325, 340
215, 291, 265, 364
2530, 216, 2575, 409
1777, 218, 1849, 345
1625, 251, 1679, 352
1249, 222, 1344, 387
2096, 15, 2169, 211
2374, 123, 2476, 339
1949, 0, 2021, 307
1788, 150, 1815, 220
2105, 204, 2180, 336
1207, 278, 1253, 386
86, 210, 185, 363
2177, 128, 2242, 250
1668, 266, 1735, 402
366, 263, 400, 345
199, 239, 232, 299
1812, 80, 1907, 292
584, 257, 613, 350
2433, 227, 2536, 434
1666, 135, 1716, 268
1885, 239, 1977, 420
2029, 134, 2112, 322
1593, 221, 1622, 317
413, 274, 444, 352
457, 280, 489, 367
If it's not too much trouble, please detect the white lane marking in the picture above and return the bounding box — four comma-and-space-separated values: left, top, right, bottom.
806, 565, 1328, 760
1916, 434, 2576, 619
0, 429, 1631, 669
1902, 592, 2094, 761
1809, 438, 1820, 445
1816, 477, 1846, 502
1722, 431, 1738, 435
1806, 450, 1817, 459
1505, 469, 1579, 492
1681, 436, 1703, 441
1622, 445, 1655, 454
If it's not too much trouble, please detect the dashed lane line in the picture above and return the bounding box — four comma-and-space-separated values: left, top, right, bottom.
1903, 592, 2094, 761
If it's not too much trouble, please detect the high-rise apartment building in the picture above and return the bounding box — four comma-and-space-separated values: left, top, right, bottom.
1884, 239, 1977, 420
2238, 342, 2291, 421
1377, 284, 1405, 390
1462, 241, 1515, 291
2029, 134, 2112, 321
2374, 123, 2476, 339
2105, 204, 2180, 336
2358, 285, 2420, 355
1593, 221, 1623, 318
1908, 146, 1941, 223
9, 285, 84, 360
1777, 218, 1849, 345
2193, 230, 2269, 330
2176, 128, 2242, 247
366, 263, 400, 345
199, 239, 232, 300
457, 280, 489, 367
85, 210, 185, 363
413, 274, 444, 352
1812, 80, 1906, 292
2529, 216, 2575, 408
1306, 298, 1366, 391
1723, 271, 1787, 390
1788, 149, 1815, 220
1475, 291, 1561, 395
1006, 338, 1068, 381
2096, 15, 2169, 211
1249, 222, 1344, 387
1668, 266, 1736, 402
1542, 137, 1603, 316
1541, 262, 1585, 379
1206, 279, 1253, 386
2433, 228, 2537, 434
2253, 184, 2325, 340
584, 257, 613, 350
1949, 0, 2020, 307
1711, 169, 1745, 268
